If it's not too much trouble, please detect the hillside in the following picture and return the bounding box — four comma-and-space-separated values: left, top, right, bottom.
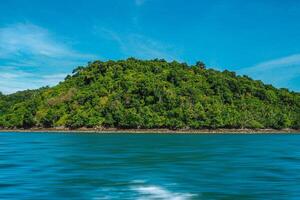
0, 58, 299, 130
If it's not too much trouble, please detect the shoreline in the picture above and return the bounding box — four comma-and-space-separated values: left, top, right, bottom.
0, 128, 299, 134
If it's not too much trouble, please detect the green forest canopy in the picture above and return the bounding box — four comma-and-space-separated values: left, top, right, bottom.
0, 58, 299, 129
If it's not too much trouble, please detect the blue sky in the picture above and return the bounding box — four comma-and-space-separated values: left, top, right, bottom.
1, 0, 300, 93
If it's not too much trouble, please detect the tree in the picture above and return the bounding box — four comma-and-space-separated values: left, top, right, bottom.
195, 61, 206, 69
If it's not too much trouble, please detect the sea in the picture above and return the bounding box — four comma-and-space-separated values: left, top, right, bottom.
0, 132, 300, 199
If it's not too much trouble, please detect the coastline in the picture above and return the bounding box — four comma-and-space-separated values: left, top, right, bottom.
0, 127, 299, 134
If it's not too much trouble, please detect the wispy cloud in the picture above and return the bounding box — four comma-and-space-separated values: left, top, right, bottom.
0, 66, 68, 94
100, 28, 181, 61
0, 23, 96, 94
0, 23, 87, 58
239, 54, 300, 91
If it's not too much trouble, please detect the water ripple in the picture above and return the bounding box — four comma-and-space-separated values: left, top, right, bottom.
0, 133, 300, 199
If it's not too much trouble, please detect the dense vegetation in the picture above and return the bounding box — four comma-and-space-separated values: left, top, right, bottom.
0, 58, 299, 130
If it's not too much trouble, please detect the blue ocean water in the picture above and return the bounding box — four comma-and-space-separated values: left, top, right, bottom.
0, 133, 300, 200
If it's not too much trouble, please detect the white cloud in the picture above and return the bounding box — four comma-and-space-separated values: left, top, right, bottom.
239, 54, 300, 91
0, 23, 96, 94
0, 67, 68, 94
1, 23, 65, 57
100, 28, 181, 61
39, 73, 68, 86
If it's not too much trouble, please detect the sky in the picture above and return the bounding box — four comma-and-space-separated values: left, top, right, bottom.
1, 0, 300, 94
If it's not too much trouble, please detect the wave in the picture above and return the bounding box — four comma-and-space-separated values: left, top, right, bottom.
92, 180, 197, 200
131, 184, 196, 200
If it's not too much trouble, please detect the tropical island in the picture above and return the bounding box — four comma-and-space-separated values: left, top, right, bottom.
0, 58, 299, 132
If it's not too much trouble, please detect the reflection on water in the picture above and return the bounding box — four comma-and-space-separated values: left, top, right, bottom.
1, 133, 300, 199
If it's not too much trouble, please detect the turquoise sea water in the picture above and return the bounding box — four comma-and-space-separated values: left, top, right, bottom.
1, 133, 300, 200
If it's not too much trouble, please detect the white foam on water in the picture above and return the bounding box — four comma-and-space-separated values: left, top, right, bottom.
92, 180, 197, 200
132, 184, 196, 200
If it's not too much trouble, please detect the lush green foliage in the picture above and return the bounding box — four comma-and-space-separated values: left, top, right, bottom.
1, 58, 299, 129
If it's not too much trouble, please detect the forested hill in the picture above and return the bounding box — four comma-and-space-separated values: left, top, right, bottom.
0, 58, 300, 130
